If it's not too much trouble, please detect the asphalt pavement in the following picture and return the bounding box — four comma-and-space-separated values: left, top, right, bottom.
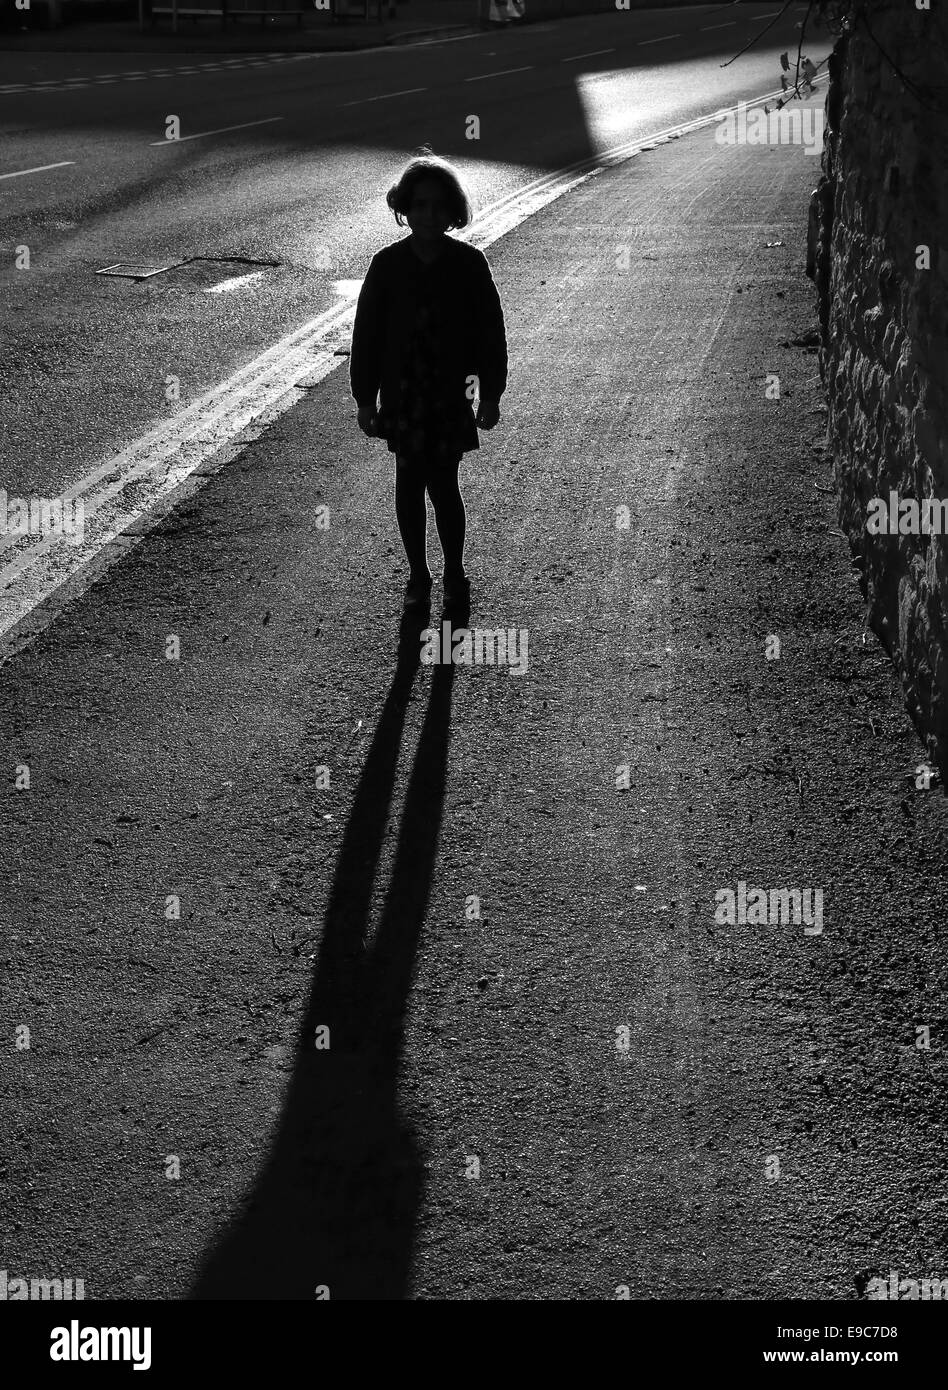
0, 4, 821, 513
2, 79, 947, 1301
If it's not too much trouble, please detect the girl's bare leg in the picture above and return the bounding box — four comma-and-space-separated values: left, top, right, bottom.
394, 455, 430, 580
427, 457, 466, 579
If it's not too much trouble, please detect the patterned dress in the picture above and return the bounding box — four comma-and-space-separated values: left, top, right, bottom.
350, 235, 507, 465
385, 260, 475, 465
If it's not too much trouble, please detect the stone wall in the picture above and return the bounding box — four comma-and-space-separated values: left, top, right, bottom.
809, 0, 948, 779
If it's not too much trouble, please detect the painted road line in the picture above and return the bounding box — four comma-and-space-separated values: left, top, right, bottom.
700, 22, 737, 29
343, 87, 427, 106
561, 49, 616, 63
389, 29, 491, 48
0, 79, 828, 661
638, 35, 680, 46
465, 66, 533, 81
205, 271, 268, 294
329, 279, 364, 299
148, 116, 284, 146
0, 160, 75, 181
1, 294, 357, 554
0, 300, 360, 652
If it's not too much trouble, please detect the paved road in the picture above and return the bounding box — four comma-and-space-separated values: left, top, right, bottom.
1, 3, 817, 502
5, 5, 944, 1307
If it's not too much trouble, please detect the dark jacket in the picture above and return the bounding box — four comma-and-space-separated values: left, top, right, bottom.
349, 235, 508, 452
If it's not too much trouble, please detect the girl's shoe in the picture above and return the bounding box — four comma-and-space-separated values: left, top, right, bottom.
403, 575, 432, 610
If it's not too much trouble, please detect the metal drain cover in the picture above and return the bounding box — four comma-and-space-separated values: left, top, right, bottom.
97, 260, 183, 280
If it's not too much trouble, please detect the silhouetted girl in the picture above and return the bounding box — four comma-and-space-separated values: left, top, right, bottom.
350, 149, 508, 611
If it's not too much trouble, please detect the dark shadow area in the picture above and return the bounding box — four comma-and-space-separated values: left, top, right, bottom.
191, 601, 461, 1299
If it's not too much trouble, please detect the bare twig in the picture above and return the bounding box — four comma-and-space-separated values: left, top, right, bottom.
720, 0, 795, 68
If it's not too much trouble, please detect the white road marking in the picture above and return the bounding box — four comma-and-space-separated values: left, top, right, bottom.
1, 68, 267, 94
700, 21, 737, 30
560, 48, 616, 63
148, 116, 284, 146
330, 279, 365, 299
343, 87, 426, 105
465, 66, 533, 81
0, 160, 75, 181
638, 35, 680, 46
0, 52, 323, 96
751, 11, 782, 18
384, 29, 490, 49
0, 70, 242, 95
0, 77, 829, 659
204, 270, 268, 294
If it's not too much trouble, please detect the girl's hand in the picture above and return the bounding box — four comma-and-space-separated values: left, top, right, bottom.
357, 405, 380, 437
476, 399, 500, 430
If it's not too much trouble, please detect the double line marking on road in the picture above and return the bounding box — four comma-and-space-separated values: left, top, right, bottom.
0, 78, 827, 662
0, 54, 321, 96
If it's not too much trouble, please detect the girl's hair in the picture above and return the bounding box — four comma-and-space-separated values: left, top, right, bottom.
386, 147, 473, 230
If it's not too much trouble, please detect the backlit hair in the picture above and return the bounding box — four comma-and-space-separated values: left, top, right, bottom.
386, 147, 473, 229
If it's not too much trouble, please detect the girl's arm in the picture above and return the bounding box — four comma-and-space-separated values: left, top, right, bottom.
350, 253, 385, 416
473, 251, 508, 409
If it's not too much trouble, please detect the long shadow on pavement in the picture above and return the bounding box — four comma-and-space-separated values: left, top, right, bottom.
191, 603, 459, 1299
